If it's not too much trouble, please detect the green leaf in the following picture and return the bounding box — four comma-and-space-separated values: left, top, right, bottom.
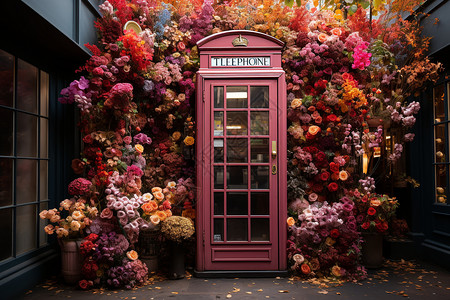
285, 0, 295, 7
296, 0, 302, 7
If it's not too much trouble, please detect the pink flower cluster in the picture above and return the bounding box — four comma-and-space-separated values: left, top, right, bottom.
352, 42, 372, 70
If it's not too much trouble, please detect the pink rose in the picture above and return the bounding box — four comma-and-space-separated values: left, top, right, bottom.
100, 208, 113, 219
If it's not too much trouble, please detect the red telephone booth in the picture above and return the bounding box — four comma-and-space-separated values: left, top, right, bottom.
195, 30, 287, 276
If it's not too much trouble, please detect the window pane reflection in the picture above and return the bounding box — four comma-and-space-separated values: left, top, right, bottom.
214, 86, 224, 108
214, 111, 224, 136
250, 111, 269, 135
214, 166, 224, 189
214, 192, 224, 215
16, 159, 37, 204
227, 192, 248, 215
0, 159, 13, 207
436, 165, 447, 204
251, 192, 269, 215
0, 208, 12, 260
0, 108, 13, 156
214, 139, 224, 163
226, 86, 247, 108
17, 59, 38, 114
0, 50, 14, 107
227, 166, 248, 189
251, 138, 269, 162
17, 204, 37, 254
17, 112, 38, 157
251, 219, 270, 241
434, 84, 445, 122
227, 112, 247, 135
227, 138, 247, 163
214, 219, 224, 241
227, 219, 248, 241
250, 86, 269, 108
251, 166, 269, 189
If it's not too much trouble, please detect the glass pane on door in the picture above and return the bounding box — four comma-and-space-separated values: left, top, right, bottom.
250, 112, 269, 135
227, 219, 248, 241
226, 86, 247, 108
227, 112, 247, 135
227, 138, 247, 163
227, 166, 248, 189
250, 86, 269, 108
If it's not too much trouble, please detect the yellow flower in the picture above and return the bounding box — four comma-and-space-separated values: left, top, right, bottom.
135, 144, 144, 153
183, 136, 195, 146
331, 265, 341, 277
291, 98, 302, 109
172, 131, 181, 141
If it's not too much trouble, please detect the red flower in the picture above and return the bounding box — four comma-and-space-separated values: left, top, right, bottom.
367, 207, 376, 216
79, 279, 91, 290
330, 229, 340, 239
301, 263, 311, 274
361, 221, 370, 230
329, 162, 339, 173
312, 183, 324, 193
328, 182, 338, 192
83, 134, 93, 144
326, 114, 337, 122
315, 152, 326, 162
320, 172, 330, 181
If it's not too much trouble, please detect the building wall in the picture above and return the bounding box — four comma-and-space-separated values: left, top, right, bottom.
409, 0, 450, 269
0, 1, 100, 298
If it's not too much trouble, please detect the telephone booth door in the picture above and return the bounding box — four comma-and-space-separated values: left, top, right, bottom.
195, 30, 287, 275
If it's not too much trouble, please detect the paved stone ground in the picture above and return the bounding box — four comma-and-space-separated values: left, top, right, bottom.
18, 260, 450, 300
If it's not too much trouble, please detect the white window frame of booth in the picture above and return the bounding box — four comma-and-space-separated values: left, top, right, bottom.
0, 49, 50, 263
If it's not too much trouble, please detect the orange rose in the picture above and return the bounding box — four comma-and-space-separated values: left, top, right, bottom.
331, 28, 342, 36
172, 131, 181, 141
126, 250, 138, 261
152, 187, 162, 193
308, 125, 321, 136
370, 199, 381, 207
156, 210, 167, 222
331, 265, 341, 277
153, 191, 164, 201
135, 144, 144, 153
318, 33, 329, 43
165, 209, 173, 217
287, 217, 295, 227
184, 136, 195, 146
141, 202, 157, 213
339, 170, 349, 181
301, 263, 311, 275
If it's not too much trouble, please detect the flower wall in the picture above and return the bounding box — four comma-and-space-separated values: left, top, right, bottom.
40, 0, 442, 288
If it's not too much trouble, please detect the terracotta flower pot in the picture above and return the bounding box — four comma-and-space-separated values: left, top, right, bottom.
59, 239, 83, 284
361, 232, 384, 268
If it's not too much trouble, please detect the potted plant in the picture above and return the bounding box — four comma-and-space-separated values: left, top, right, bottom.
39, 178, 98, 284
353, 192, 398, 268
160, 216, 195, 279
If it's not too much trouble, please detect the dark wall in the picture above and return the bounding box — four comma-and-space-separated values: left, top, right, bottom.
0, 0, 99, 298
409, 0, 450, 269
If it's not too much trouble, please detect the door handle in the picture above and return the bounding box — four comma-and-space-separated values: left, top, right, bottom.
272, 165, 277, 175
272, 141, 277, 158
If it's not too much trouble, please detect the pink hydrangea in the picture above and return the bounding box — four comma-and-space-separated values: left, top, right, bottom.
68, 178, 92, 196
